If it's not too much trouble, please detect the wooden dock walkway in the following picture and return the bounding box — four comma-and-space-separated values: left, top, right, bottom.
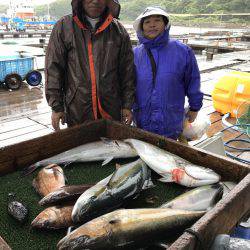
0, 50, 249, 164
0, 31, 51, 39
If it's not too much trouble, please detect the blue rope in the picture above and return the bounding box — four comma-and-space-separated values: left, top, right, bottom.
221, 124, 250, 165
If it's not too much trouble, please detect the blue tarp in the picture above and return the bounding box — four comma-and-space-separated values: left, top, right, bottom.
0, 17, 10, 23
23, 21, 56, 25
0, 17, 56, 25
12, 17, 23, 23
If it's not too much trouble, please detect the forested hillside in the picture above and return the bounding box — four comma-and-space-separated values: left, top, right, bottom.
34, 0, 249, 20
0, 5, 8, 14
119, 0, 249, 20
1, 0, 249, 25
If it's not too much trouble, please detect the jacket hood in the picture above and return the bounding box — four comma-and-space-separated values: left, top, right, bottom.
133, 6, 171, 35
138, 29, 170, 49
71, 0, 120, 19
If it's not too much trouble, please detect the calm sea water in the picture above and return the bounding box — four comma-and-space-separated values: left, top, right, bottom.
0, 25, 249, 70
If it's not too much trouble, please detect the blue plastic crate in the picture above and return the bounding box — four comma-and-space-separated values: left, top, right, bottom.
0, 56, 34, 82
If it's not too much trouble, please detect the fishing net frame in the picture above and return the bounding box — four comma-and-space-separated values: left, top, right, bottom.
236, 100, 250, 137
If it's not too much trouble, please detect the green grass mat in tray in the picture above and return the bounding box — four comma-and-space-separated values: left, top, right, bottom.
0, 159, 186, 250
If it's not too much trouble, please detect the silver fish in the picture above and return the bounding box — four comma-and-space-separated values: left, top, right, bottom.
58, 208, 204, 250
125, 139, 220, 187
72, 159, 152, 224
23, 138, 137, 175
161, 183, 224, 211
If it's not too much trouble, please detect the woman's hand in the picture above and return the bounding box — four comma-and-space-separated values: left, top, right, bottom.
51, 111, 65, 131
186, 110, 198, 123
121, 109, 133, 125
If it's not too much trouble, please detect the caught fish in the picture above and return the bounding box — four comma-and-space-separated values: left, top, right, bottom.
39, 184, 94, 206
58, 208, 204, 249
161, 183, 224, 211
23, 138, 137, 175
71, 174, 113, 222
33, 164, 66, 197
0, 236, 11, 250
8, 200, 28, 223
72, 159, 152, 224
125, 139, 220, 187
31, 205, 74, 230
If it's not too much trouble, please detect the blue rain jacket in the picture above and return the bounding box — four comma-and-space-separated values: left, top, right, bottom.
133, 28, 203, 139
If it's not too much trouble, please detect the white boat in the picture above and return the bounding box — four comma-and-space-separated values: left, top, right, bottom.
7, 0, 34, 19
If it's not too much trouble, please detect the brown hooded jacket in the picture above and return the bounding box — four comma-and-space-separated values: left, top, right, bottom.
45, 0, 135, 126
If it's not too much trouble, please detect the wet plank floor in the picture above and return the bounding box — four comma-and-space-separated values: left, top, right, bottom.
0, 52, 249, 164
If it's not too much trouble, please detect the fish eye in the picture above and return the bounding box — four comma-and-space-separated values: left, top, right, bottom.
90, 196, 96, 201
109, 219, 120, 225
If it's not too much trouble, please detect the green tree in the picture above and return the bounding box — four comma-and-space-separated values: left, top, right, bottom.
32, 0, 250, 24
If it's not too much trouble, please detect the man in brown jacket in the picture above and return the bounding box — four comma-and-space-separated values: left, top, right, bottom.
45, 0, 135, 131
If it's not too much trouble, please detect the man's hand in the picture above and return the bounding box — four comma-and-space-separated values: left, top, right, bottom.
121, 109, 133, 125
51, 111, 65, 131
186, 110, 198, 123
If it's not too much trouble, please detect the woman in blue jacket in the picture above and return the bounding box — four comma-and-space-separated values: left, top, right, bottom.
133, 7, 203, 140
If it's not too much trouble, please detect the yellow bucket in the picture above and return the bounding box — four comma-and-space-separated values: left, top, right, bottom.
212, 71, 250, 118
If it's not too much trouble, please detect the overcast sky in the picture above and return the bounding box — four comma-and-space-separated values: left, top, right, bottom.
1, 0, 56, 5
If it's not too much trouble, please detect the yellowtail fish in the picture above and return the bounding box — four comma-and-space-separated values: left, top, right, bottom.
58, 208, 204, 249
161, 183, 224, 211
23, 138, 137, 175
125, 139, 220, 187
72, 159, 152, 224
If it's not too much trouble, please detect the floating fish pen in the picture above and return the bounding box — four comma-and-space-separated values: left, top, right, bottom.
0, 120, 249, 250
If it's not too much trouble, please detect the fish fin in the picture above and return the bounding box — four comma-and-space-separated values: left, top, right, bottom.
21, 164, 39, 177
67, 226, 76, 235
51, 166, 64, 180
100, 137, 113, 145
32, 179, 41, 196
64, 175, 69, 184
212, 184, 224, 205
131, 193, 140, 200
206, 185, 224, 211
115, 163, 122, 170
102, 157, 114, 166
100, 137, 120, 147
114, 140, 120, 147
142, 178, 155, 190
62, 162, 73, 168
146, 195, 159, 204
158, 174, 173, 183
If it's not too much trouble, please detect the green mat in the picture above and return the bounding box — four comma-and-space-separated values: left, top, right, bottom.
0, 159, 186, 250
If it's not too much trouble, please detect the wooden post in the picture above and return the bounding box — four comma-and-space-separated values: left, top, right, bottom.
206, 51, 214, 61
182, 38, 188, 44
39, 38, 45, 44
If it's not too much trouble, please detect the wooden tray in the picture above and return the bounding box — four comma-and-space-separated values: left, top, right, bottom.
0, 119, 249, 250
